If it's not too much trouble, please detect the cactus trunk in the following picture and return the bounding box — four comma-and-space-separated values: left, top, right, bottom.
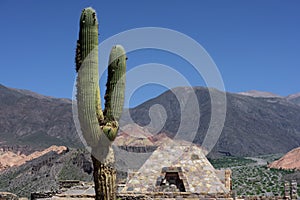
92, 148, 116, 200
75, 7, 126, 200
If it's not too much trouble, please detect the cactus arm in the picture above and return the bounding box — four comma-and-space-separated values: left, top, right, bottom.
101, 45, 127, 141
104, 45, 127, 121
76, 7, 103, 147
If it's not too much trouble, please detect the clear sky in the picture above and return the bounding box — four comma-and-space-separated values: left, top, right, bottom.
1, 0, 299, 108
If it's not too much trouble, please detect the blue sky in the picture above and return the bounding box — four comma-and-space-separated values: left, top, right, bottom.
1, 1, 299, 107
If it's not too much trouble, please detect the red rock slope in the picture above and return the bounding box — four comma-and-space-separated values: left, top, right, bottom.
268, 147, 300, 170
0, 145, 67, 171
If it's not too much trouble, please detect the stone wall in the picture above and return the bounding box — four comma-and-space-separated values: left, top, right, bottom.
0, 192, 18, 200
118, 146, 157, 153
58, 180, 81, 188
225, 169, 232, 191
284, 180, 298, 200
31, 191, 56, 200
118, 192, 232, 199
215, 168, 232, 192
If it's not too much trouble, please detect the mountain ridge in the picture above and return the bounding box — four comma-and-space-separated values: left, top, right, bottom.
1, 83, 300, 158
238, 90, 282, 98
122, 86, 300, 157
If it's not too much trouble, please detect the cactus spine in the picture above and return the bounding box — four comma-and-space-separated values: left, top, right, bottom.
75, 7, 126, 200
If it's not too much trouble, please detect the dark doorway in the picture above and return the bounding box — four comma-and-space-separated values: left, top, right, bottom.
160, 171, 186, 192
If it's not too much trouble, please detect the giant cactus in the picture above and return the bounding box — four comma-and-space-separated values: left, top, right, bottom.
75, 7, 126, 200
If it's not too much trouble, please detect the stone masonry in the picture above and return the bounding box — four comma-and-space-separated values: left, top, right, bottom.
121, 139, 230, 195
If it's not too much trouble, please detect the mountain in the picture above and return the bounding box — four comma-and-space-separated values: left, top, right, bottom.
121, 87, 300, 157
1, 84, 300, 158
268, 147, 300, 170
287, 93, 300, 106
1, 84, 300, 198
0, 84, 83, 154
238, 90, 282, 98
238, 90, 300, 106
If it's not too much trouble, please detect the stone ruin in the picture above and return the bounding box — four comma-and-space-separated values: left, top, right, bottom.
284, 180, 298, 200
120, 139, 231, 197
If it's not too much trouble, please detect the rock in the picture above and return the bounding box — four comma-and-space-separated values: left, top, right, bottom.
268, 147, 300, 170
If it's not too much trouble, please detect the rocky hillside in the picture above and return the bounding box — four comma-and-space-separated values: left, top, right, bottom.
287, 93, 300, 106
268, 147, 300, 170
122, 87, 300, 157
0, 84, 83, 154
0, 147, 93, 198
0, 145, 67, 171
